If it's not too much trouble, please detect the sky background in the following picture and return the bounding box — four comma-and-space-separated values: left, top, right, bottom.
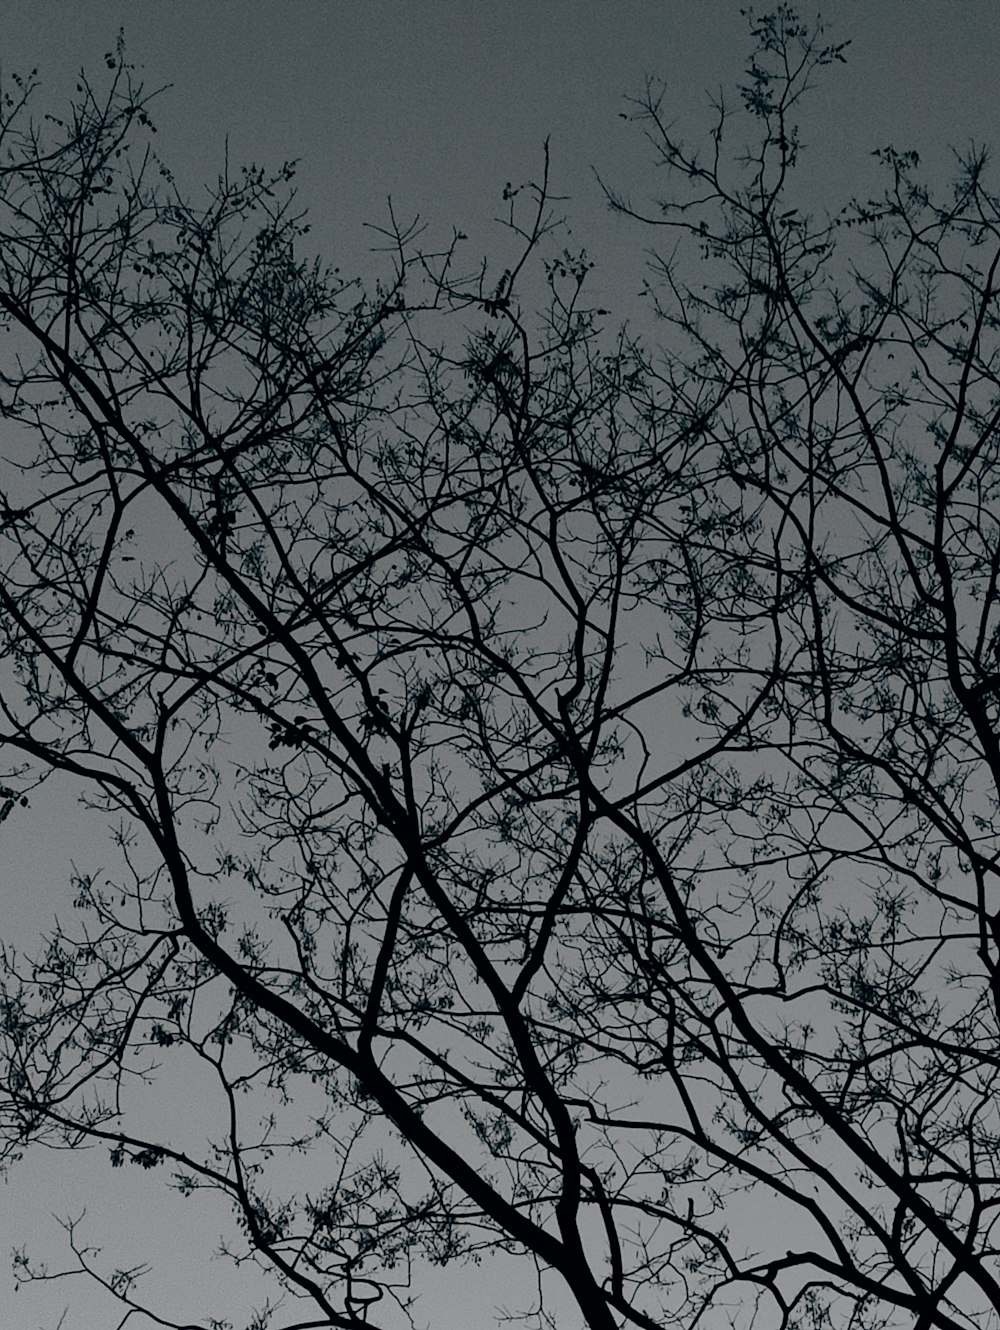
7, 3, 1000, 311
2, 2, 1000, 1327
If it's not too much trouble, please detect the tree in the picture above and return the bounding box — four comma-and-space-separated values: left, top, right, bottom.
3, 10, 1000, 1330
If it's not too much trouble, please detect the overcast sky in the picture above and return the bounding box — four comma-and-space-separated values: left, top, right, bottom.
3, 3, 1000, 1327
5, 3, 1000, 299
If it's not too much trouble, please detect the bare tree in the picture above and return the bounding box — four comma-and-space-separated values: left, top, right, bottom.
4, 11, 1000, 1330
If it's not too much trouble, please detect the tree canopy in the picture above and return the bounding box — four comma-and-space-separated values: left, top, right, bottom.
3, 10, 1000, 1330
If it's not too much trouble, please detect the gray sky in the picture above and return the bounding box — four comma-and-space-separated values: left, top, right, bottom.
3, 3, 1000, 1326
6, 3, 1000, 297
